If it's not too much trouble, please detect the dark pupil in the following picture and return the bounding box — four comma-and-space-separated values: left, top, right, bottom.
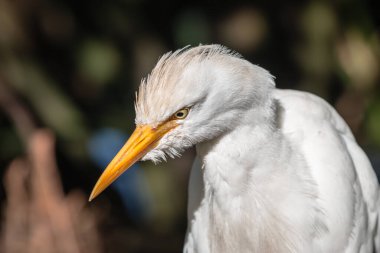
176, 112, 184, 117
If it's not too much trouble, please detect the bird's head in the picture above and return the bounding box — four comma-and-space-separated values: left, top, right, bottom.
89, 45, 275, 201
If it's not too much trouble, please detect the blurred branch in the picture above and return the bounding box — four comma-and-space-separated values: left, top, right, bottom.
0, 79, 35, 145
27, 130, 81, 253
2, 159, 30, 253
0, 76, 102, 253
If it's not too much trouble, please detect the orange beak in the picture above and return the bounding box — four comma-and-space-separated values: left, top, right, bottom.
89, 121, 178, 201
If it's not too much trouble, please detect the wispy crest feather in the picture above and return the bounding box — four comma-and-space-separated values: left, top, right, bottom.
135, 44, 241, 125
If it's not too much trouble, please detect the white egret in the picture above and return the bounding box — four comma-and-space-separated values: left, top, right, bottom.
90, 45, 380, 252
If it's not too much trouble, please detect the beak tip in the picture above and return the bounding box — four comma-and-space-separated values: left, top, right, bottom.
88, 188, 99, 202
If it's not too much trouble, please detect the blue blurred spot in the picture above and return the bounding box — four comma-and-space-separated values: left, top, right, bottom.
87, 128, 152, 222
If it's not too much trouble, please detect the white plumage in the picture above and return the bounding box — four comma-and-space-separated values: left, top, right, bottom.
90, 44, 380, 253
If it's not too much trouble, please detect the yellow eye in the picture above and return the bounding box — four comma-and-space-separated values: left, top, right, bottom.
173, 108, 189, 119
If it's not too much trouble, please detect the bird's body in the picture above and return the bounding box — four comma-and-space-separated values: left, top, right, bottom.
90, 45, 380, 253
185, 89, 380, 253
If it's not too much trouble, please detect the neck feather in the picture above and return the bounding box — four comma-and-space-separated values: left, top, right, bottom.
196, 98, 280, 193
193, 99, 321, 252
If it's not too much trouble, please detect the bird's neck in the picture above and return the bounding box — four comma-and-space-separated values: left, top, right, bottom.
194, 101, 314, 252
196, 101, 285, 198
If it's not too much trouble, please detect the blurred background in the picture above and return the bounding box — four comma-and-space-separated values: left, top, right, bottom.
0, 0, 379, 252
